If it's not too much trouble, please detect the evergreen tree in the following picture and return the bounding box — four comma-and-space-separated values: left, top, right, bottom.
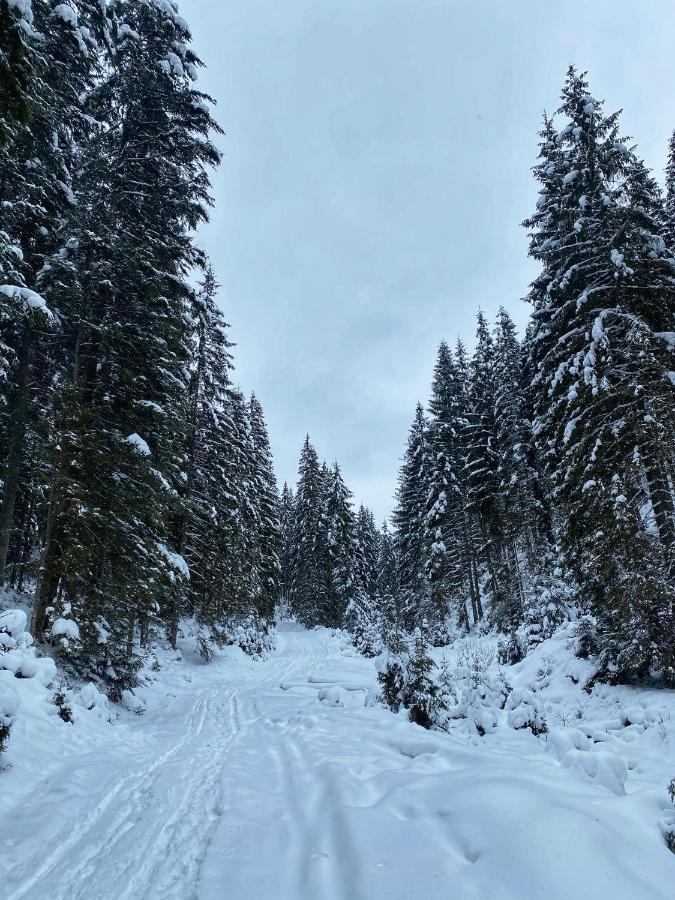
279, 482, 295, 608
0, 0, 102, 583
524, 67, 675, 681
249, 393, 282, 620
490, 307, 543, 629
289, 437, 328, 626
355, 505, 379, 602
29, 0, 221, 688
177, 266, 242, 639
392, 403, 431, 628
323, 462, 358, 628
424, 341, 476, 629
376, 520, 398, 608
401, 621, 443, 729
464, 311, 503, 601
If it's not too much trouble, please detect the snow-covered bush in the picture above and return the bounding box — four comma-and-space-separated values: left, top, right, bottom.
0, 676, 19, 752
74, 682, 111, 720
497, 631, 526, 666
506, 687, 548, 736
400, 624, 444, 729
376, 625, 410, 714
218, 613, 276, 658
344, 592, 383, 658
446, 668, 511, 736
520, 567, 575, 650
573, 614, 600, 660
54, 687, 74, 724
456, 639, 496, 675
665, 779, 675, 854
0, 608, 57, 751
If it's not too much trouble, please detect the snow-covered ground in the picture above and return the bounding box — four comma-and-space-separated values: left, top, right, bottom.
2, 621, 675, 899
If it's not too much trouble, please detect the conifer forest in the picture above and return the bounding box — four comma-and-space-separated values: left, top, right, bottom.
0, 2, 674, 898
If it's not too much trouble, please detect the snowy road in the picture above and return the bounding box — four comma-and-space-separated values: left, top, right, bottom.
3, 624, 674, 899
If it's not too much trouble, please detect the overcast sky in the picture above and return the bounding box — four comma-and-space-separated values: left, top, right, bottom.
180, 0, 675, 522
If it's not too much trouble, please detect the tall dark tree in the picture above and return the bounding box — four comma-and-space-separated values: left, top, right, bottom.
0, 0, 103, 583
29, 0, 221, 687
392, 403, 431, 628
355, 505, 379, 602
323, 462, 358, 628
249, 393, 282, 620
524, 67, 675, 681
376, 520, 399, 614
279, 482, 295, 608
289, 437, 328, 626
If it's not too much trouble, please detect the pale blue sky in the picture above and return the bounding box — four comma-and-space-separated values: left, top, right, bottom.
181, 0, 675, 521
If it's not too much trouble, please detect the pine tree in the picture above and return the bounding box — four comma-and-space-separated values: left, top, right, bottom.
392, 403, 431, 628
355, 505, 379, 601
289, 437, 328, 626
324, 462, 358, 628
176, 266, 242, 639
524, 67, 675, 681
401, 621, 443, 729
665, 129, 675, 243
29, 0, 221, 688
279, 482, 295, 609
490, 307, 543, 629
376, 520, 398, 608
424, 341, 476, 629
249, 393, 282, 620
0, 0, 102, 583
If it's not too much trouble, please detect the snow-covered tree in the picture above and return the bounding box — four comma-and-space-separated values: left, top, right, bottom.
29, 0, 221, 686
393, 403, 431, 628
249, 393, 282, 620
523, 67, 675, 680
289, 437, 328, 626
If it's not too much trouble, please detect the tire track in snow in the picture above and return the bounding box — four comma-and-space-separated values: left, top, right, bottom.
5, 694, 212, 900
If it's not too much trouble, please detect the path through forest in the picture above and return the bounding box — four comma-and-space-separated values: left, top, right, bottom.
3, 623, 672, 900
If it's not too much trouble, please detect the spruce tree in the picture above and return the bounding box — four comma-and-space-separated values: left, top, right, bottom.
249, 393, 282, 620
289, 437, 328, 626
424, 341, 476, 629
324, 462, 358, 628
0, 0, 102, 583
355, 505, 379, 602
30, 0, 221, 688
524, 67, 675, 681
392, 403, 431, 628
279, 482, 295, 609
376, 520, 399, 608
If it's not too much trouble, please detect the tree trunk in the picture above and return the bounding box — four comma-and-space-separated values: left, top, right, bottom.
645, 459, 675, 558
31, 458, 68, 640
0, 316, 34, 583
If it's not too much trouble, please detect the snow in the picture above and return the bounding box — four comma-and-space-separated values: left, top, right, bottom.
156, 542, 190, 579
7, 0, 32, 22
50, 617, 80, 640
125, 432, 151, 455
52, 3, 77, 25
1, 621, 674, 898
0, 285, 52, 319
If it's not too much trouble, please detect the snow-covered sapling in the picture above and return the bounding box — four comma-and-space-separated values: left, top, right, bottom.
665, 779, 675, 854
506, 688, 548, 736
54, 687, 74, 724
376, 625, 409, 714
401, 623, 445, 729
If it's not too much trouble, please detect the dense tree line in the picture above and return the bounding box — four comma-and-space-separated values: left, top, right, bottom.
280, 436, 395, 654
0, 0, 281, 692
285, 68, 674, 689
388, 67, 674, 684
2, 20, 673, 701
